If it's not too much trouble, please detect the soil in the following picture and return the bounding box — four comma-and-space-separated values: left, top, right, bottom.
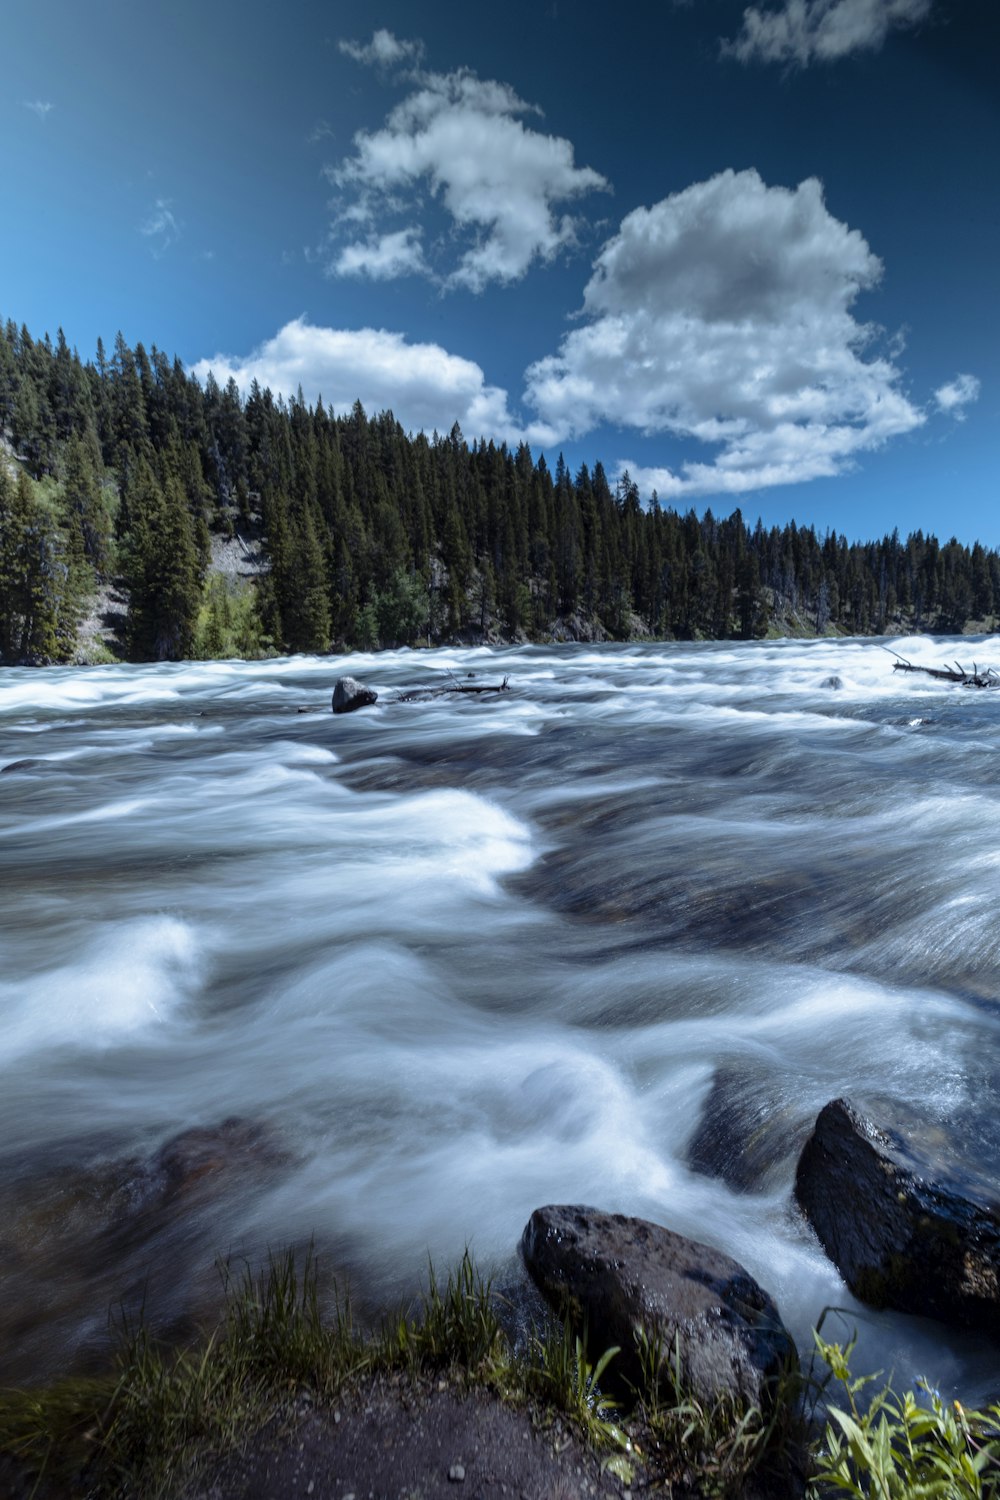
0, 1376, 637, 1500
189, 1375, 631, 1500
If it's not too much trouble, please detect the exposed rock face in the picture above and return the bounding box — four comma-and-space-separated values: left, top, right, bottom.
795, 1098, 1000, 1332
521, 1204, 796, 1408
548, 613, 610, 644
332, 676, 378, 714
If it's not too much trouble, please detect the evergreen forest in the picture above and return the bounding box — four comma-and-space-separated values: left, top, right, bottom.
2, 316, 998, 665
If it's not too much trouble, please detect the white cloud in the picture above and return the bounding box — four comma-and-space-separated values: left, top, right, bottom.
331, 226, 428, 280
329, 62, 609, 290
724, 0, 934, 66
139, 197, 181, 255
524, 169, 924, 497
934, 373, 981, 419
338, 28, 424, 68
24, 99, 54, 119
190, 317, 528, 443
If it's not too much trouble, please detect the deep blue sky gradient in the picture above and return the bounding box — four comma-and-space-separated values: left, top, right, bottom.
4, 0, 996, 544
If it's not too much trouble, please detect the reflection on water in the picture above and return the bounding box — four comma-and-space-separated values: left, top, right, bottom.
1, 638, 999, 1396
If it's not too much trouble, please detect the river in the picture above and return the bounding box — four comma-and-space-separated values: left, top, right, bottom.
1, 637, 998, 1399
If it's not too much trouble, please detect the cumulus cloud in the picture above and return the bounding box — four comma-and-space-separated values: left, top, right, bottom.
24, 99, 54, 120
190, 317, 529, 442
331, 226, 428, 280
338, 28, 424, 68
139, 197, 181, 256
329, 54, 608, 290
724, 0, 934, 66
934, 373, 981, 419
524, 169, 924, 497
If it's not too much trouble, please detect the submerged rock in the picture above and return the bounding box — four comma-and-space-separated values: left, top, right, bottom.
521, 1204, 796, 1408
820, 675, 843, 690
687, 1066, 813, 1192
795, 1097, 1000, 1333
0, 1118, 288, 1382
0, 759, 45, 775
332, 676, 378, 714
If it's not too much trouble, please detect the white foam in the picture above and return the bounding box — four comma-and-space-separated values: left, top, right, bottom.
0, 916, 201, 1066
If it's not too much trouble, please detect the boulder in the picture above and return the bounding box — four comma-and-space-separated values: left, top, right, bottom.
795, 1098, 1000, 1332
687, 1066, 812, 1193
332, 676, 378, 714
521, 1204, 796, 1408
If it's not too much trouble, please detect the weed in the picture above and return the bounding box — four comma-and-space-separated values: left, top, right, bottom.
809, 1331, 1000, 1499
525, 1315, 633, 1461
631, 1323, 804, 1497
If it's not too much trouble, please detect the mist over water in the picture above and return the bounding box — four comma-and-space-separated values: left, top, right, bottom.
2, 638, 999, 1397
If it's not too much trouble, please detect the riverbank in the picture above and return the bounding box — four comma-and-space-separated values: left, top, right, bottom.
3, 1239, 997, 1500
0, 1246, 804, 1500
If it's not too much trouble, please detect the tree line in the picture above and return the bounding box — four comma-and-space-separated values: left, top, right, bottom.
1, 315, 998, 664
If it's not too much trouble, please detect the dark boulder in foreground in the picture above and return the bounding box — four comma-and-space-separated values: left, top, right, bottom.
795, 1097, 1000, 1333
332, 676, 378, 714
521, 1204, 796, 1408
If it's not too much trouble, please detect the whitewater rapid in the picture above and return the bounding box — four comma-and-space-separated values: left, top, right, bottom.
1, 638, 998, 1396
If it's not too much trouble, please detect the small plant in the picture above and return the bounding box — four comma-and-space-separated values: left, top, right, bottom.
377, 1251, 506, 1378
526, 1316, 632, 1459
631, 1324, 801, 1498
218, 1247, 361, 1398
809, 1331, 1000, 1499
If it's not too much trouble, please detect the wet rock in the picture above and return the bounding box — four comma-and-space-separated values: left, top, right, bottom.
820, 675, 843, 690
149, 1117, 286, 1202
332, 676, 378, 714
687, 1067, 812, 1192
795, 1098, 1000, 1333
0, 759, 44, 775
0, 1118, 289, 1382
521, 1204, 796, 1408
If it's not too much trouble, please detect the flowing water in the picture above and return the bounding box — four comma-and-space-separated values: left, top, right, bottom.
1, 638, 999, 1397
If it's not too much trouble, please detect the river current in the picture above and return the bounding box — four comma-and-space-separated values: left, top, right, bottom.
1, 638, 998, 1398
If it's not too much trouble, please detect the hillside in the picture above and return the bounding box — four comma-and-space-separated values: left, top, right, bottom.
2, 317, 998, 666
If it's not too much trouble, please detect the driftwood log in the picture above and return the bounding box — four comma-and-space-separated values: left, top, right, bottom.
393, 673, 510, 704
886, 649, 1000, 688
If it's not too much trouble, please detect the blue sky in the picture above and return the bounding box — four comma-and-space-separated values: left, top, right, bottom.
4, 0, 996, 544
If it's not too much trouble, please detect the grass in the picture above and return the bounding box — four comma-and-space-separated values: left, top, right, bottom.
1, 1254, 996, 1500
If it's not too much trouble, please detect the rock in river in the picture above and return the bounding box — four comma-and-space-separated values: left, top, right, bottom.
332, 675, 378, 714
521, 1204, 796, 1408
795, 1097, 1000, 1333
686, 1064, 815, 1193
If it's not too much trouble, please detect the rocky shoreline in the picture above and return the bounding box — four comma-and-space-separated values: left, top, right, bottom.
2, 1096, 999, 1498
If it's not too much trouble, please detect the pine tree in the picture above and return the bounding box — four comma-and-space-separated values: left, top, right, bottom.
0, 468, 63, 662
121, 462, 202, 660
61, 432, 112, 574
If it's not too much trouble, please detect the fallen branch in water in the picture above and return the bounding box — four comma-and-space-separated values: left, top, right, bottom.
393, 674, 511, 703
884, 648, 1000, 688
329, 672, 512, 713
